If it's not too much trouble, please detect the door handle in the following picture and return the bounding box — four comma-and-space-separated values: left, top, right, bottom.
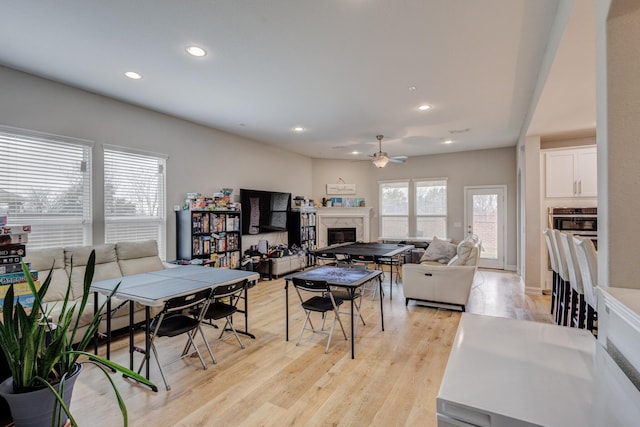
573, 180, 577, 195
578, 180, 582, 194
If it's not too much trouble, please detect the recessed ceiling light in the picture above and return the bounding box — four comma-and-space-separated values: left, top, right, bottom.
124, 71, 142, 80
293, 127, 305, 132
408, 86, 417, 91
443, 139, 454, 144
352, 151, 359, 155
418, 104, 432, 111
186, 46, 207, 57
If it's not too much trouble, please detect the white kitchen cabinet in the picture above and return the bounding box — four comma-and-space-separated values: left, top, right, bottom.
545, 147, 597, 198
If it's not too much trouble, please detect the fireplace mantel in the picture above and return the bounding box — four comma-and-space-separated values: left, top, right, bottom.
316, 207, 372, 247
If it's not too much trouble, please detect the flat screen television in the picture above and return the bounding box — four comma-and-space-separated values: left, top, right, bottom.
240, 189, 292, 235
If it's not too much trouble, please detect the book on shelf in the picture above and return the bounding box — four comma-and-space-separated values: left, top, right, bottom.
0, 255, 21, 265
0, 271, 38, 286
0, 233, 29, 245
0, 244, 26, 257
0, 280, 42, 310
0, 225, 32, 235
0, 263, 30, 274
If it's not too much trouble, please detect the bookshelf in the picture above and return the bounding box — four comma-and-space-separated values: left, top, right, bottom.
287, 209, 317, 267
176, 210, 242, 268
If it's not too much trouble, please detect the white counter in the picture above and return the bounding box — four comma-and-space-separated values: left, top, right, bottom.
597, 286, 640, 386
437, 313, 640, 427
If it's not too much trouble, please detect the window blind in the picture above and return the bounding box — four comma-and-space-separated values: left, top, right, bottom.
0, 126, 92, 248
415, 179, 447, 239
104, 147, 166, 260
379, 181, 409, 238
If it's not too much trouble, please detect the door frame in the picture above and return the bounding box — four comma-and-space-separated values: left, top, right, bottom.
464, 185, 507, 269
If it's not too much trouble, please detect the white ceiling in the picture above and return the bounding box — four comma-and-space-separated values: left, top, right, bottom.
0, 1, 595, 162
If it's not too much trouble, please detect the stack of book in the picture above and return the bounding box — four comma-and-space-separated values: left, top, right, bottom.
0, 220, 39, 310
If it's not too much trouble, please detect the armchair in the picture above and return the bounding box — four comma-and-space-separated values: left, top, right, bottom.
402, 238, 481, 312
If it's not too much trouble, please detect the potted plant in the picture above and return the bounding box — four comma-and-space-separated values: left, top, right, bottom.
0, 251, 155, 427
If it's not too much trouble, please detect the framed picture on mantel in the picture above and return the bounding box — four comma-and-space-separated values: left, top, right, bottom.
326, 183, 356, 195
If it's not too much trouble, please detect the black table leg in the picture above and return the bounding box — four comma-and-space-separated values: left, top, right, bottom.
350, 290, 355, 359
229, 284, 256, 339
379, 276, 384, 331
390, 261, 393, 300
285, 279, 289, 341
106, 297, 112, 360
145, 305, 151, 380
123, 302, 157, 392
93, 292, 99, 354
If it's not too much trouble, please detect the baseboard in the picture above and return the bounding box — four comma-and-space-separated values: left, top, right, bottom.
525, 285, 544, 295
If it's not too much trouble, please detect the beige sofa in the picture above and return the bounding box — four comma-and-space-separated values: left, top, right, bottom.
259, 253, 306, 278
402, 237, 481, 312
23, 240, 168, 341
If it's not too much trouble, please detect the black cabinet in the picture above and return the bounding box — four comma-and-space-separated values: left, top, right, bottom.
176, 210, 242, 268
287, 209, 316, 266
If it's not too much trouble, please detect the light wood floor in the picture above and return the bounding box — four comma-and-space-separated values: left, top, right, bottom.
67, 269, 552, 426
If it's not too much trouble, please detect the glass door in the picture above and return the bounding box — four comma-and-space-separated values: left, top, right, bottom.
464, 186, 506, 269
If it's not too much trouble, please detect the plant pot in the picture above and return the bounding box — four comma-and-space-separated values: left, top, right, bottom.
0, 363, 82, 427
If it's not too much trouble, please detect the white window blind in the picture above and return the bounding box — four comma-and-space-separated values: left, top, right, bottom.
104, 146, 166, 260
415, 179, 447, 238
0, 126, 93, 248
379, 181, 409, 238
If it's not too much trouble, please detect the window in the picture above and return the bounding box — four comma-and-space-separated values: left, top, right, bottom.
104, 146, 166, 259
379, 178, 448, 239
379, 181, 409, 238
415, 179, 447, 238
0, 126, 92, 248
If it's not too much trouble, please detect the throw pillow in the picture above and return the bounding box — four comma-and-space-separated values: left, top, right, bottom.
420, 237, 457, 264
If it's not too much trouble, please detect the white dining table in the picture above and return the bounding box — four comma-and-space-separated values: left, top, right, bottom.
91, 265, 259, 390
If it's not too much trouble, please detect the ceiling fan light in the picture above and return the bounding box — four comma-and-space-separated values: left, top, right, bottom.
373, 155, 389, 168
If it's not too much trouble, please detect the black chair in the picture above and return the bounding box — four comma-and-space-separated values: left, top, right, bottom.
292, 277, 347, 353
137, 288, 214, 391
315, 252, 338, 265
199, 279, 248, 363
332, 263, 366, 337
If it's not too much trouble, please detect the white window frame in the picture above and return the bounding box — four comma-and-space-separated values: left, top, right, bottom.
0, 125, 93, 249
103, 145, 167, 260
378, 178, 448, 239
378, 180, 410, 239
414, 178, 448, 239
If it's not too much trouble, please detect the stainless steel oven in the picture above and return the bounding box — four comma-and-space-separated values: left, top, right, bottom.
548, 207, 597, 249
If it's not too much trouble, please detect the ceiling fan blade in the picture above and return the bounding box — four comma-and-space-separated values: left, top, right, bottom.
388, 157, 406, 164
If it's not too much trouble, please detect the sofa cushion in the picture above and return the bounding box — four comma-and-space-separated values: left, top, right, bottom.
23, 247, 69, 302
448, 239, 476, 266
116, 240, 164, 275
65, 244, 122, 299
420, 237, 457, 264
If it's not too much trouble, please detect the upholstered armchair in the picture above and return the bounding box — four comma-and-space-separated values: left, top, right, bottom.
402, 237, 481, 311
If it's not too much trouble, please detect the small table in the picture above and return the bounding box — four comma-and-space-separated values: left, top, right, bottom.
91, 265, 259, 390
313, 242, 414, 298
284, 265, 383, 359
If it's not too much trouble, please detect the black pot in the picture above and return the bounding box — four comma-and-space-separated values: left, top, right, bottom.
0, 363, 82, 427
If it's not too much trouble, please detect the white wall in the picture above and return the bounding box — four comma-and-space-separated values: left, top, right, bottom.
312, 147, 518, 268
0, 65, 519, 267
0, 65, 312, 260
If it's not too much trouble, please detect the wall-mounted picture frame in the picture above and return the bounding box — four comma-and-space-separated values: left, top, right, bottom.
326, 183, 356, 195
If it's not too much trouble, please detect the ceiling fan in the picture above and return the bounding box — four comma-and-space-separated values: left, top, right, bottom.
371, 134, 408, 168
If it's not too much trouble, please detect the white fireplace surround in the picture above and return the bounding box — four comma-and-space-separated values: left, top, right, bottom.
316, 207, 372, 248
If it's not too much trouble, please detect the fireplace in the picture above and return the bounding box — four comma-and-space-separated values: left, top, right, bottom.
327, 227, 356, 246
